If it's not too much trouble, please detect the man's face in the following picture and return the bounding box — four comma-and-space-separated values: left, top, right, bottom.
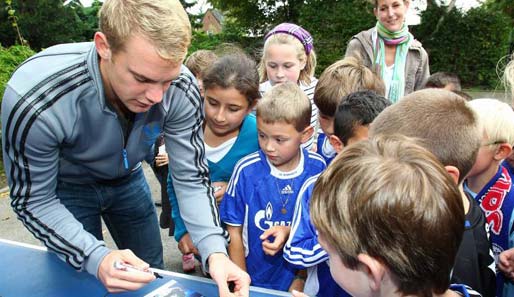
99, 34, 182, 113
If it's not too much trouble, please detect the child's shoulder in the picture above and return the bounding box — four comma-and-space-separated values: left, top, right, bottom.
232, 150, 267, 176
449, 284, 482, 297
305, 150, 327, 168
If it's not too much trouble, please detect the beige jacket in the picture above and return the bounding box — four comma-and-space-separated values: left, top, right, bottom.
345, 27, 430, 95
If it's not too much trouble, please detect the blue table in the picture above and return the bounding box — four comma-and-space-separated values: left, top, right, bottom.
0, 239, 290, 297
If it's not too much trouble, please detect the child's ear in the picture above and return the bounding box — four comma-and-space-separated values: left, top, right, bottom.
444, 165, 460, 185
300, 126, 314, 144
357, 253, 385, 291
494, 143, 512, 161
328, 135, 344, 154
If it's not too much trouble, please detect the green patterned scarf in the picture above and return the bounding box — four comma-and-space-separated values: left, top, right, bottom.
374, 21, 411, 103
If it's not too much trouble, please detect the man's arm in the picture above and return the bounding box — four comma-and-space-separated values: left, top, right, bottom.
2, 86, 154, 292
163, 72, 250, 296
1, 86, 111, 275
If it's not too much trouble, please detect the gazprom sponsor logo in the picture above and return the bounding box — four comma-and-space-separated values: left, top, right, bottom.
254, 201, 291, 231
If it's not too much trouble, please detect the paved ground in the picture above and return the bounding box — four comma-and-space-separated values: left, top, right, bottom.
0, 163, 203, 277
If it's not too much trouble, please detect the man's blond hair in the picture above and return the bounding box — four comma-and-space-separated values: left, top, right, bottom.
99, 0, 191, 63
256, 81, 312, 132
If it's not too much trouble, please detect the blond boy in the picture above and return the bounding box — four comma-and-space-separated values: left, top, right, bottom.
313, 56, 384, 163
466, 98, 514, 296
220, 82, 326, 291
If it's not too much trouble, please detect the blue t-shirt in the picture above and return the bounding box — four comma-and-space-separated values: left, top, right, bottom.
220, 149, 326, 291
168, 114, 259, 242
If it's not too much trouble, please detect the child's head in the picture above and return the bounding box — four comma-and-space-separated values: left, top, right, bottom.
185, 49, 218, 97
370, 89, 481, 184
330, 91, 390, 153
256, 81, 313, 170
258, 23, 316, 86
202, 53, 260, 138
314, 56, 385, 136
424, 72, 462, 92
466, 98, 514, 178
310, 134, 464, 296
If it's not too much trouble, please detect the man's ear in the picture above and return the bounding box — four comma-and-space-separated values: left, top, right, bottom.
329, 134, 344, 154
444, 165, 460, 185
300, 126, 314, 144
357, 253, 385, 291
494, 143, 512, 161
94, 32, 112, 61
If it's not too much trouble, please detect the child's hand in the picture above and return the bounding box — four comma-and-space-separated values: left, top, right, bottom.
178, 233, 199, 256
260, 226, 291, 256
499, 248, 514, 280
291, 290, 309, 297
155, 153, 169, 167
212, 181, 228, 204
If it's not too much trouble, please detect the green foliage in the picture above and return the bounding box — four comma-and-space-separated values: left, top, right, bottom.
299, 0, 375, 76
0, 0, 90, 50
0, 44, 35, 103
415, 5, 510, 88
210, 0, 306, 35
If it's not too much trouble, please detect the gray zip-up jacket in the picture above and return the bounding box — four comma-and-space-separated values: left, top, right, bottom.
345, 27, 430, 95
1, 42, 227, 278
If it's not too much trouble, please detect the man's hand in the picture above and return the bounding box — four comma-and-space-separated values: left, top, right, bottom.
260, 226, 291, 256
208, 253, 251, 297
499, 248, 514, 280
178, 233, 199, 256
98, 249, 155, 292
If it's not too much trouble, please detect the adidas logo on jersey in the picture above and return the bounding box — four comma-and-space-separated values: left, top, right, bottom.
281, 184, 294, 195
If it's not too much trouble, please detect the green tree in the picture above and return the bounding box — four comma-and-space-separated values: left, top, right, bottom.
210, 0, 306, 35
299, 0, 374, 75
0, 0, 87, 50
415, 5, 510, 88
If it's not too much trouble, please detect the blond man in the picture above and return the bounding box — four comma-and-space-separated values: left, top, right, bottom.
1, 0, 249, 295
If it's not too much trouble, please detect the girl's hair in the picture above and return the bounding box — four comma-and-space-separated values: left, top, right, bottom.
258, 28, 317, 85
202, 53, 261, 106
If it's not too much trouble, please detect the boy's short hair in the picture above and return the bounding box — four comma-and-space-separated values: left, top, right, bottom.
256, 81, 311, 132
185, 50, 218, 78
314, 56, 385, 117
424, 72, 462, 91
310, 134, 464, 296
370, 89, 481, 183
468, 98, 514, 147
99, 0, 191, 63
333, 90, 391, 145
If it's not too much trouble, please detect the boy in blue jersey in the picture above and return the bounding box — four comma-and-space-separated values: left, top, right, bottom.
293, 135, 482, 297
220, 81, 326, 291
465, 99, 514, 296
313, 56, 384, 164
284, 91, 390, 297
370, 89, 496, 297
